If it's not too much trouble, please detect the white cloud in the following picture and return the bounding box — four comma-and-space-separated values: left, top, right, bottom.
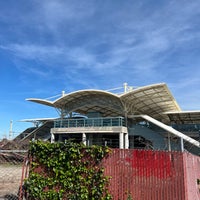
0, 44, 63, 60
0, 0, 200, 94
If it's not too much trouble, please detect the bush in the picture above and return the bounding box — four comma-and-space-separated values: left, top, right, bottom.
24, 140, 112, 200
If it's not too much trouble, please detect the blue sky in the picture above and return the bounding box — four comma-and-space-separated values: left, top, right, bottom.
0, 0, 200, 139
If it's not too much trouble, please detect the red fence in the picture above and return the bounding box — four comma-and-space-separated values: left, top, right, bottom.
19, 148, 200, 200
103, 149, 200, 200
183, 152, 200, 200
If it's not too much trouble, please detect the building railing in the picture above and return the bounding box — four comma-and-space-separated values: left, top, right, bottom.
54, 117, 125, 128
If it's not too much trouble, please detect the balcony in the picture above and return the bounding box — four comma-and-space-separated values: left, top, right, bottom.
51, 117, 128, 149
54, 116, 125, 128
51, 117, 127, 136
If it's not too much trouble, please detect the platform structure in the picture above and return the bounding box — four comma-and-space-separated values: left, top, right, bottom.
51, 116, 128, 149
20, 83, 200, 154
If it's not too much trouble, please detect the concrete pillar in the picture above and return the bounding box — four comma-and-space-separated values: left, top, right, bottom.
119, 132, 124, 149
180, 137, 184, 152
51, 132, 55, 143
124, 133, 129, 149
82, 133, 86, 145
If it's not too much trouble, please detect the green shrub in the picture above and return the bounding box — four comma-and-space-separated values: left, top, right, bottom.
24, 140, 112, 200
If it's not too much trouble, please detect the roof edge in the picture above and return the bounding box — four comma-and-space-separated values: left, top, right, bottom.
26, 98, 54, 107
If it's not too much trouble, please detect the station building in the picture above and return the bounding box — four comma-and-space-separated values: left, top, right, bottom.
18, 83, 200, 155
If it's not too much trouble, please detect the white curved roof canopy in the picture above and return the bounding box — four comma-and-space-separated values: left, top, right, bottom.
26, 83, 181, 120
54, 90, 124, 117
121, 83, 181, 122
27, 90, 124, 117
26, 98, 54, 107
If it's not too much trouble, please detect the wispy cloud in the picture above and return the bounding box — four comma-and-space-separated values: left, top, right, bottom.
0, 44, 63, 60
0, 0, 200, 92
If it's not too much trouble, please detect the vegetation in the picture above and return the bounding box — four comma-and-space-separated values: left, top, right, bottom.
24, 140, 112, 200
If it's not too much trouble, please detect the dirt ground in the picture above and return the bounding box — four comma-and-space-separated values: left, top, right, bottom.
0, 165, 22, 197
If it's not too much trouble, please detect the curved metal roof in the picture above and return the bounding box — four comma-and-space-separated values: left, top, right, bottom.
26, 98, 54, 107
27, 90, 124, 117
54, 90, 124, 117
165, 111, 200, 124
120, 83, 181, 121
26, 83, 181, 120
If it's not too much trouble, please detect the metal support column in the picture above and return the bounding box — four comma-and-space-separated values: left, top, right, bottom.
167, 133, 171, 151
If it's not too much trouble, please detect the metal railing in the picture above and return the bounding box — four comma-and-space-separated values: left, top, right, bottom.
54, 117, 125, 128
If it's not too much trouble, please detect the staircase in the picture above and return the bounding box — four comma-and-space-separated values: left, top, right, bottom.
20, 121, 54, 144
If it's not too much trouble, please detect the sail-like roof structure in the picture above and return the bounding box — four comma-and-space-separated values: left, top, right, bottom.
27, 90, 124, 117
26, 83, 184, 122
120, 83, 181, 122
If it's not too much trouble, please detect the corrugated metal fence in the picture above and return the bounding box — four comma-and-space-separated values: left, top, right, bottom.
103, 149, 200, 200
1, 149, 200, 200
183, 152, 200, 200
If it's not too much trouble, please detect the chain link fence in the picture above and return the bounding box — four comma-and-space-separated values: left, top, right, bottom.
0, 150, 27, 200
